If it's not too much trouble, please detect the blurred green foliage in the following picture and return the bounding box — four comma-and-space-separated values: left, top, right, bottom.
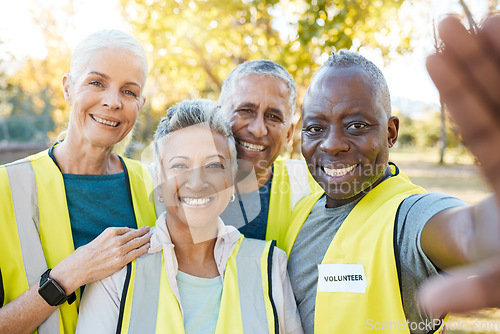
2, 0, 424, 159
121, 0, 410, 99
119, 0, 412, 153
396, 111, 463, 150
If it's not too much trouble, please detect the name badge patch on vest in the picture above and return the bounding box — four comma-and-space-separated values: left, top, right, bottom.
317, 264, 366, 293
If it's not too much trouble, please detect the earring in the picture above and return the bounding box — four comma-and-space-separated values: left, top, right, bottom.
230, 194, 236, 202
158, 195, 164, 203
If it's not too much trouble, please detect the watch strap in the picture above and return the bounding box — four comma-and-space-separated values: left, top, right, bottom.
40, 268, 51, 283
39, 269, 76, 306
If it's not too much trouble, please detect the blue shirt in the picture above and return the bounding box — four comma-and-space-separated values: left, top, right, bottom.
49, 146, 137, 249
220, 175, 272, 240
62, 172, 137, 249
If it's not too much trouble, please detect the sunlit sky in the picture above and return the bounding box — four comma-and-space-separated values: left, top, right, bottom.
0, 0, 495, 107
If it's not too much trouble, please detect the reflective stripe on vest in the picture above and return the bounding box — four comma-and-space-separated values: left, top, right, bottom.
128, 252, 162, 334
122, 156, 163, 228
5, 160, 59, 334
267, 157, 321, 246
236, 238, 278, 333
119, 238, 277, 333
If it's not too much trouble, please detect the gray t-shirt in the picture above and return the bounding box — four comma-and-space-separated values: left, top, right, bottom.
287, 192, 465, 334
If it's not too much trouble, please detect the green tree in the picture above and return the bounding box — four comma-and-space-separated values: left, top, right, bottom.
394, 112, 416, 147
120, 0, 412, 156
8, 53, 70, 142
405, 111, 462, 151
0, 66, 13, 142
3, 1, 74, 144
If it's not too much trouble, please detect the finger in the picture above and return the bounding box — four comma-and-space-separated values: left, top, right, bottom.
426, 54, 495, 135
121, 230, 152, 252
470, 196, 500, 260
480, 15, 500, 57
419, 274, 487, 314
99, 226, 133, 239
427, 54, 500, 188
438, 16, 500, 107
116, 226, 151, 244
467, 129, 500, 193
419, 258, 500, 314
123, 242, 150, 264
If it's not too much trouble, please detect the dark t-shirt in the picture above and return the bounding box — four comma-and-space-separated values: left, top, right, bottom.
49, 147, 137, 249
220, 175, 272, 240
62, 172, 137, 249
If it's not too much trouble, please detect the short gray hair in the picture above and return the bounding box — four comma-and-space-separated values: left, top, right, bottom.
322, 50, 391, 118
153, 99, 238, 178
69, 29, 148, 87
218, 60, 297, 121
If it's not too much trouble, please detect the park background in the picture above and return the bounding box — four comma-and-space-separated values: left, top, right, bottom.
0, 0, 498, 332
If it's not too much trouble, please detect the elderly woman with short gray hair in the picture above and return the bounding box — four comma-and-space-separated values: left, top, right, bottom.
0, 29, 159, 333
77, 99, 303, 334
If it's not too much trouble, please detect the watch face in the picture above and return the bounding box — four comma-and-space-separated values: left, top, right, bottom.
39, 280, 65, 306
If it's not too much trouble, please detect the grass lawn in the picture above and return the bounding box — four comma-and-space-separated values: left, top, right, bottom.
389, 147, 490, 205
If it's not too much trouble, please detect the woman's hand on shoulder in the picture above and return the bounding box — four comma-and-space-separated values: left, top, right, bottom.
49, 226, 151, 294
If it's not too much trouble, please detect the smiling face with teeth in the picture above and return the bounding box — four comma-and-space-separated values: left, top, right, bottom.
224, 75, 294, 184
158, 125, 234, 241
62, 47, 146, 150
301, 66, 399, 208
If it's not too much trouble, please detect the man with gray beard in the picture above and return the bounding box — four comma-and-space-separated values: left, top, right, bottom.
218, 60, 320, 243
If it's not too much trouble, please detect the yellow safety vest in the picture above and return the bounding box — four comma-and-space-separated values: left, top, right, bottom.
118, 237, 279, 334
266, 156, 321, 247
283, 165, 446, 333
0, 149, 159, 334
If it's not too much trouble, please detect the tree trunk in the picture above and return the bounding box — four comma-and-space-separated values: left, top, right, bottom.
439, 99, 447, 165
0, 119, 9, 141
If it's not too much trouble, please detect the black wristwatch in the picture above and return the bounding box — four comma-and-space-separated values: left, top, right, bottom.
38, 269, 76, 306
